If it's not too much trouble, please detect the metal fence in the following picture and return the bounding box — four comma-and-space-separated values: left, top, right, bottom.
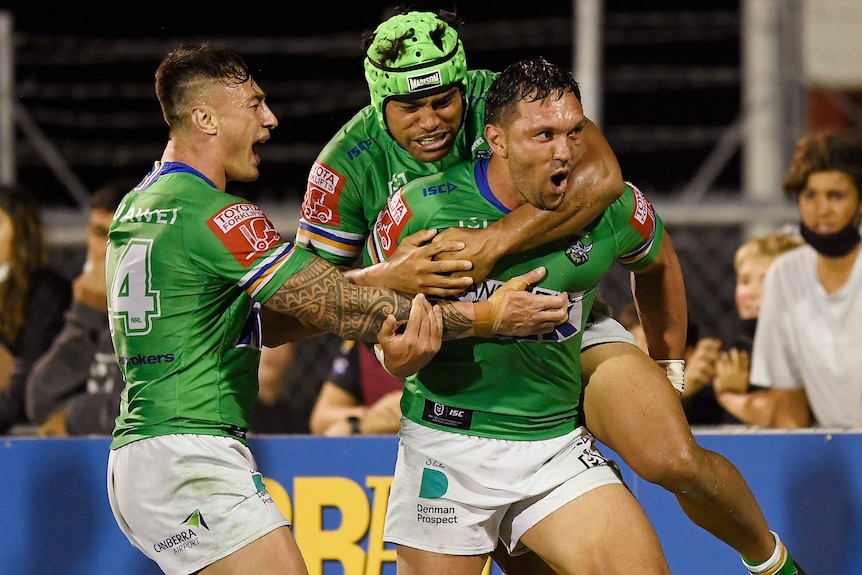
5, 3, 857, 374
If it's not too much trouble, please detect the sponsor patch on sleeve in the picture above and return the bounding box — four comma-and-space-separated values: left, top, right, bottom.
206, 202, 282, 267
628, 183, 657, 242
301, 161, 347, 226
373, 190, 412, 258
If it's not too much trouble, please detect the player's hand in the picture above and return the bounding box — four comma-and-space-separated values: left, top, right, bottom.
476, 266, 569, 337
713, 347, 750, 394
433, 226, 501, 284
366, 229, 474, 297
376, 293, 443, 377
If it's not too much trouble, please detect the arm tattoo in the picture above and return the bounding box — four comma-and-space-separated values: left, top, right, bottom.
437, 301, 473, 340
265, 256, 473, 341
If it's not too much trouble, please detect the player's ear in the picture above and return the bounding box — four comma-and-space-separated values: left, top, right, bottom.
485, 123, 507, 158
192, 105, 218, 135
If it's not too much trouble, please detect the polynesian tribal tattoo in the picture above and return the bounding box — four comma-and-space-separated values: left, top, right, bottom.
266, 256, 474, 341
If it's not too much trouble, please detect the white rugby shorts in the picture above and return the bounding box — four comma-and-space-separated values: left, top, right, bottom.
383, 419, 622, 556
581, 308, 637, 350
107, 434, 290, 575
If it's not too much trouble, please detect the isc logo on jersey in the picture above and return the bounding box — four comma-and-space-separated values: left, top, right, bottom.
301, 161, 346, 226
628, 183, 656, 242
422, 182, 457, 196
207, 202, 281, 267
374, 190, 412, 257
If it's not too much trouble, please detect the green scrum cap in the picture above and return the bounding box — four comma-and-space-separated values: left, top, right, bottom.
364, 11, 467, 126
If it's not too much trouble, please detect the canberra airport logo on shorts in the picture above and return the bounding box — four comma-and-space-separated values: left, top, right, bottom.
153, 510, 209, 555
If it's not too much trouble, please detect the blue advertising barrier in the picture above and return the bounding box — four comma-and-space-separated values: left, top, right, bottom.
1, 430, 858, 574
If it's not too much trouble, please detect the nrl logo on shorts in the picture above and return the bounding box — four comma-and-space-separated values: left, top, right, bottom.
565, 239, 593, 266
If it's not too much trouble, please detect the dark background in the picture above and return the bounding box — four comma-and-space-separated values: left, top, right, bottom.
6, 2, 746, 343
6, 1, 741, 208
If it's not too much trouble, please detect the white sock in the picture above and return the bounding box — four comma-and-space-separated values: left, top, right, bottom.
743, 531, 788, 575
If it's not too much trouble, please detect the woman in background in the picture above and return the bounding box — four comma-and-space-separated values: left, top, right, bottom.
0, 184, 71, 433
717, 132, 862, 428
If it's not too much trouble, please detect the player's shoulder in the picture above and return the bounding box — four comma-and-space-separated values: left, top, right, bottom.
604, 181, 641, 213
463, 69, 498, 118
123, 170, 211, 213
400, 160, 475, 202
593, 181, 659, 236
466, 69, 499, 92
316, 106, 395, 176
319, 107, 388, 156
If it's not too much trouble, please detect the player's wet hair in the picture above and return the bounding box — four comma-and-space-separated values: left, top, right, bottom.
155, 43, 252, 130
485, 57, 582, 127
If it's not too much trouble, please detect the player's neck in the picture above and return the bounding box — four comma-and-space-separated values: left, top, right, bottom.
486, 157, 525, 211
161, 140, 227, 191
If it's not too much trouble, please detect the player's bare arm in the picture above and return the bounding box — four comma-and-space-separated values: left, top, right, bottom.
265, 257, 568, 342
630, 230, 688, 360
260, 308, 322, 347
346, 228, 474, 297
435, 120, 625, 284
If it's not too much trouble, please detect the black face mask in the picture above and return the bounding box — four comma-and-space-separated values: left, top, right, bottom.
799, 220, 862, 257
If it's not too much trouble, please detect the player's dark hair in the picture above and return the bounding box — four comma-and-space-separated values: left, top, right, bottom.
360, 6, 464, 55
155, 43, 252, 129
485, 57, 581, 127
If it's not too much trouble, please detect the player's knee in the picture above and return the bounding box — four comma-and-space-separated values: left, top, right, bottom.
632, 442, 703, 490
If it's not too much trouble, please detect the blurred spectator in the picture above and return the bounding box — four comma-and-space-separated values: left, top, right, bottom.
251, 342, 296, 433
251, 333, 343, 434
309, 339, 403, 436
621, 230, 805, 427
25, 179, 128, 436
618, 300, 724, 424
0, 184, 71, 434
712, 233, 805, 392
256, 343, 296, 408
686, 233, 805, 425
615, 301, 648, 352
678, 320, 724, 424
717, 132, 862, 428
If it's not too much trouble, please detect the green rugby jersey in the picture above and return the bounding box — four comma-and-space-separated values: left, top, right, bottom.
296, 69, 498, 265
106, 162, 313, 449
366, 159, 664, 440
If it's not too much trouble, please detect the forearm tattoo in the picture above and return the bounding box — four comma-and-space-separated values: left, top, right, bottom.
266, 256, 474, 341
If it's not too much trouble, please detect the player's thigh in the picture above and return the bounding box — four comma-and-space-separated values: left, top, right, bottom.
199, 526, 308, 575
396, 545, 489, 575
581, 342, 696, 470
518, 484, 669, 575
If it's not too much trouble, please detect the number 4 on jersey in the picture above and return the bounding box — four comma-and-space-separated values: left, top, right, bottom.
109, 239, 162, 336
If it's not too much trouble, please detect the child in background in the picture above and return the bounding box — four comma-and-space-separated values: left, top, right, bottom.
712, 232, 805, 396
618, 232, 804, 425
